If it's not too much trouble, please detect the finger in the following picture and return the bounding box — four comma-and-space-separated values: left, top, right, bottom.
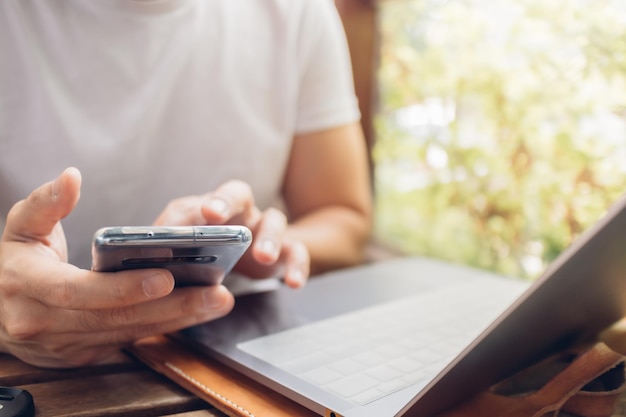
7, 285, 227, 369
8, 254, 175, 310
200, 180, 262, 225
57, 285, 234, 339
2, 167, 81, 243
153, 195, 206, 226
281, 239, 310, 289
252, 208, 287, 264
599, 318, 626, 355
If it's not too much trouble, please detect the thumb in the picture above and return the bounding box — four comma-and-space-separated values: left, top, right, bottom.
2, 167, 82, 244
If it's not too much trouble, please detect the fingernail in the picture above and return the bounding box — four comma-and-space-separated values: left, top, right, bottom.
142, 272, 172, 297
287, 268, 306, 288
201, 286, 230, 310
258, 239, 279, 258
206, 198, 229, 217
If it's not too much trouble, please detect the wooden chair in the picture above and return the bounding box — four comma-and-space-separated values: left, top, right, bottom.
336, 0, 379, 177
336, 1, 406, 260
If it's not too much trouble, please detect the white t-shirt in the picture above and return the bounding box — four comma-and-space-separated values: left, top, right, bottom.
0, 0, 360, 270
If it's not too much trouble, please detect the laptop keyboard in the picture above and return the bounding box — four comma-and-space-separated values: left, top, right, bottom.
238, 278, 528, 405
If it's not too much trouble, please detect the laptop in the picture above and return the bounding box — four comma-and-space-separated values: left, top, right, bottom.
174, 193, 626, 417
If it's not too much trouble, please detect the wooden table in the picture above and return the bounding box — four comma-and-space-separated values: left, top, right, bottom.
0, 350, 226, 417
4, 349, 626, 417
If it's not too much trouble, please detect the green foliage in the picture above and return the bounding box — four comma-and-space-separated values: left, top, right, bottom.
374, 0, 626, 279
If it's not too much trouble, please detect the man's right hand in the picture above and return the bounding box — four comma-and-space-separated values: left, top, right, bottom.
0, 167, 234, 368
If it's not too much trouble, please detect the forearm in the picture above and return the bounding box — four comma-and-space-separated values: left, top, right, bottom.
283, 123, 374, 276
286, 204, 372, 276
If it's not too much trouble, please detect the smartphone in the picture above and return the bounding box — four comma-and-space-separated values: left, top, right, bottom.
91, 225, 252, 286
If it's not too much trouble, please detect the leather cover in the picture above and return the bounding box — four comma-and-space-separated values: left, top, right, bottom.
437, 342, 626, 417
129, 335, 318, 417
129, 336, 626, 417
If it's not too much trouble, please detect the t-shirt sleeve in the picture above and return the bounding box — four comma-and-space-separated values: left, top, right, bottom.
294, 0, 361, 134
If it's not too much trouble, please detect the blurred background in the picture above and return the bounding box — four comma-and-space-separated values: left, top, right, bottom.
373, 0, 626, 280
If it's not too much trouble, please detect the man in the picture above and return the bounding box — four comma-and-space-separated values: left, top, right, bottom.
0, 0, 372, 367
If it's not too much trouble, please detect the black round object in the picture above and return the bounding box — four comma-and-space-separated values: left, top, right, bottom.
0, 387, 35, 417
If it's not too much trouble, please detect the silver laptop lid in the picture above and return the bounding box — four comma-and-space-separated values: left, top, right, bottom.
401, 193, 626, 416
